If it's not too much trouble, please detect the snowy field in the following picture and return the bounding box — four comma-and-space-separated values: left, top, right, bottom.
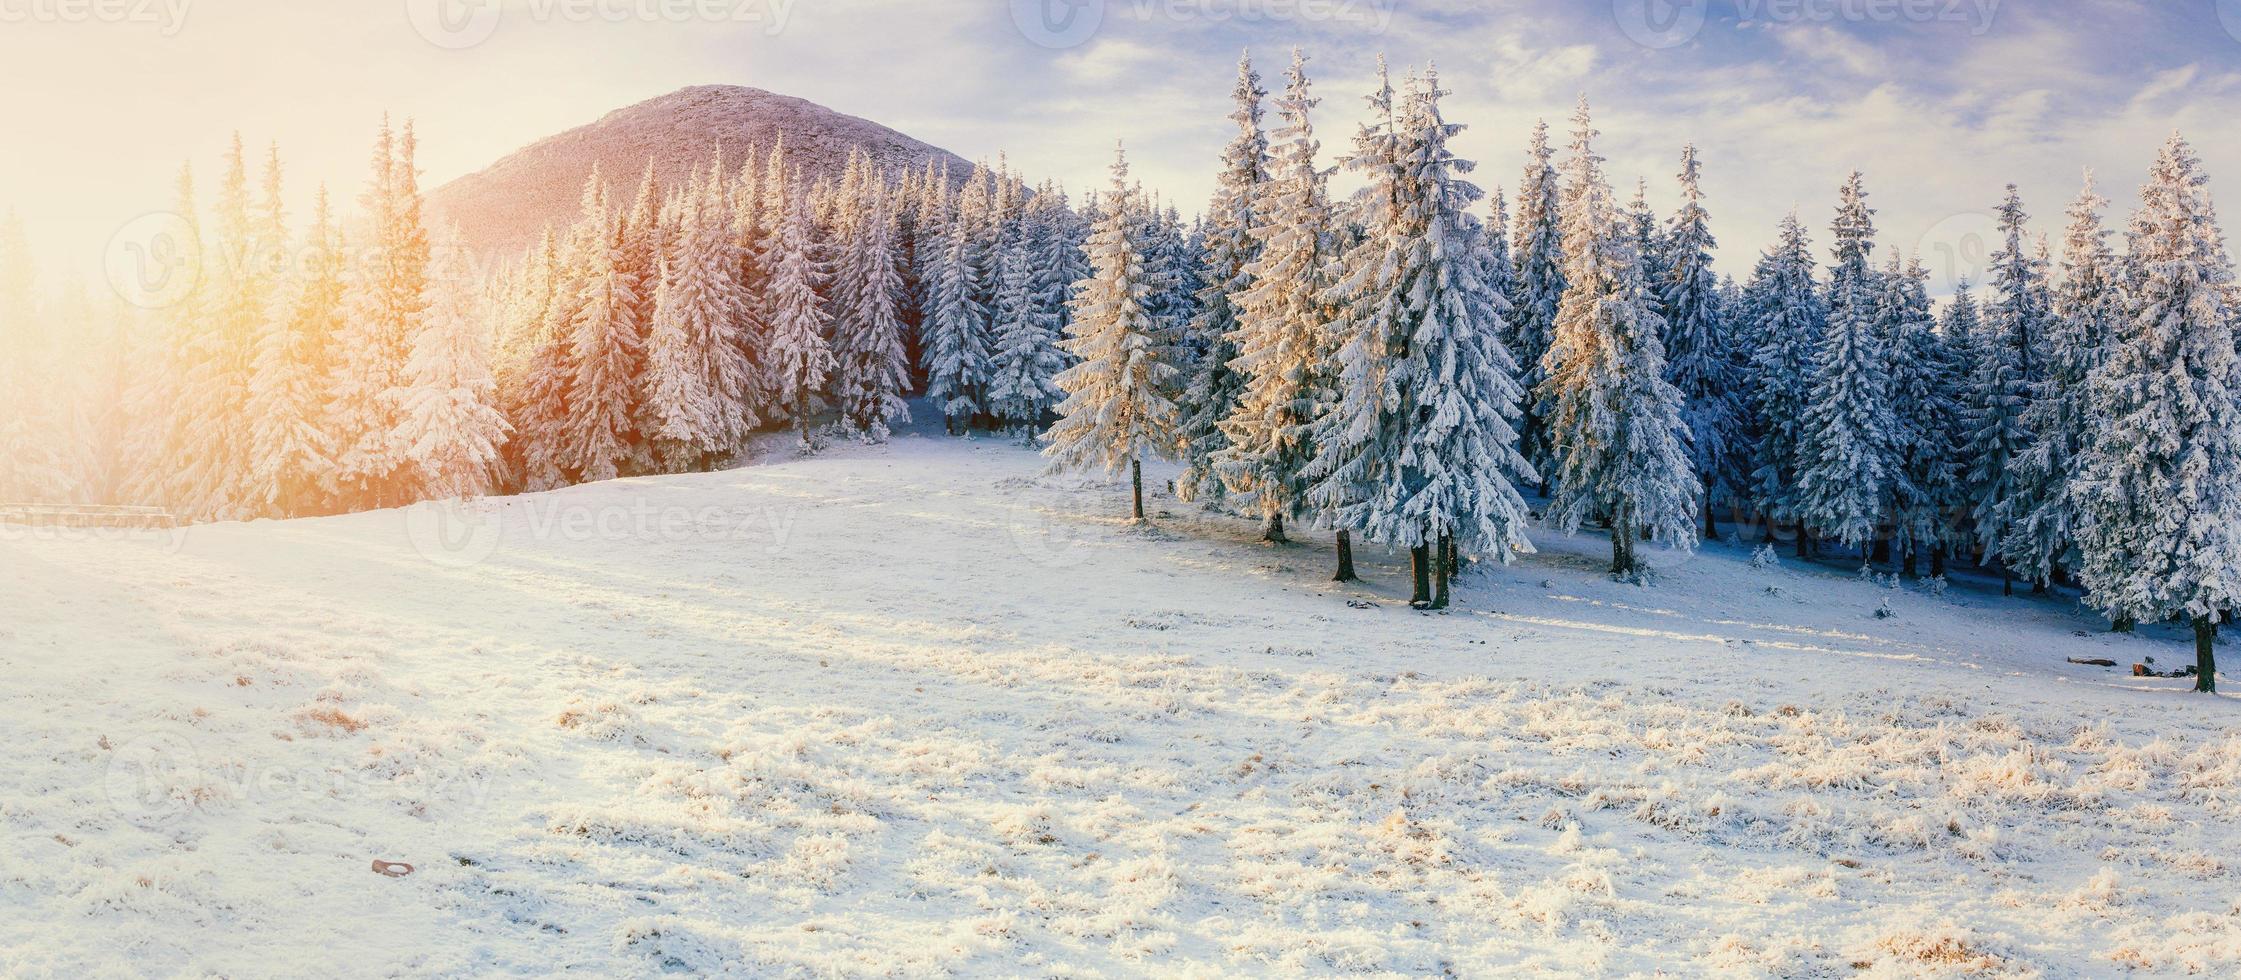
4, 427, 2240, 977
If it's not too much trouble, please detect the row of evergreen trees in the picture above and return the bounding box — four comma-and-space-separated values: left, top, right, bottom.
1034, 50, 2238, 689
3, 50, 2235, 687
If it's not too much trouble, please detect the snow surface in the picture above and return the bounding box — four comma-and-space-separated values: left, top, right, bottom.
5, 421, 2240, 977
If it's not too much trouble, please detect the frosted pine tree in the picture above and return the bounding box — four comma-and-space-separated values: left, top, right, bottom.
1045, 145, 1181, 521
1175, 52, 1269, 504
1387, 68, 1537, 607
1963, 185, 2046, 589
515, 229, 580, 491
564, 170, 645, 483
1742, 212, 1826, 552
923, 207, 992, 433
764, 179, 836, 448
1795, 173, 1895, 552
1537, 96, 1698, 578
393, 274, 509, 499
331, 118, 432, 510
1306, 58, 1415, 587
1659, 144, 1733, 538
2074, 133, 2241, 690
1217, 47, 1336, 547
644, 184, 739, 470
175, 134, 262, 520
1511, 121, 1566, 492
986, 235, 1066, 430
2004, 173, 2118, 587
831, 180, 912, 440
1883, 254, 1966, 575
1627, 178, 1668, 306
246, 185, 343, 517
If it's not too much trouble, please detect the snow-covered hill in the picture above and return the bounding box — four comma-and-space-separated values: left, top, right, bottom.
427, 85, 974, 260
4, 430, 2238, 976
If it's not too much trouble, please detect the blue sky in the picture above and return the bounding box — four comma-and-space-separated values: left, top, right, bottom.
5, 0, 2240, 295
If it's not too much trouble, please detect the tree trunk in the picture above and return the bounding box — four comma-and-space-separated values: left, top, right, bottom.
1333, 530, 1358, 582
1263, 512, 1287, 544
2111, 615, 2135, 634
1431, 533, 1452, 610
1130, 457, 1145, 521
1409, 543, 1433, 607
2195, 616, 2218, 694
1793, 524, 1812, 560
1611, 504, 1636, 576
1930, 545, 1946, 578
1702, 492, 1718, 542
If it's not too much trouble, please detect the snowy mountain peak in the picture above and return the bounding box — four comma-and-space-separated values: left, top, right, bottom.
427, 84, 973, 260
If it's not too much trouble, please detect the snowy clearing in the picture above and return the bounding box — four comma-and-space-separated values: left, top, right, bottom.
4, 431, 2240, 977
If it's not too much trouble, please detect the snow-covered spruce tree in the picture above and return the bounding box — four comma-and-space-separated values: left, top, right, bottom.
1795, 172, 1896, 554
564, 169, 646, 484
831, 180, 912, 440
1963, 185, 2047, 590
923, 206, 993, 433
1741, 212, 1826, 553
392, 273, 509, 499
1511, 119, 1566, 492
1796, 269, 1895, 553
644, 179, 744, 470
1044, 145, 1182, 521
1659, 144, 1734, 539
1175, 52, 1270, 505
703, 165, 763, 454
1387, 67, 1537, 608
986, 234, 1067, 431
331, 118, 432, 511
2003, 173, 2119, 589
1216, 47, 1336, 547
1537, 96, 1698, 578
514, 228, 581, 492
1032, 184, 1092, 345
1627, 178, 1668, 307
246, 184, 343, 517
1306, 58, 1415, 590
1882, 254, 1966, 575
763, 175, 837, 448
2074, 133, 2241, 690
174, 134, 263, 520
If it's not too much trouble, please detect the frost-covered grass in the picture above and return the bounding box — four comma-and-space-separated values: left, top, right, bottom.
4, 429, 2238, 976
